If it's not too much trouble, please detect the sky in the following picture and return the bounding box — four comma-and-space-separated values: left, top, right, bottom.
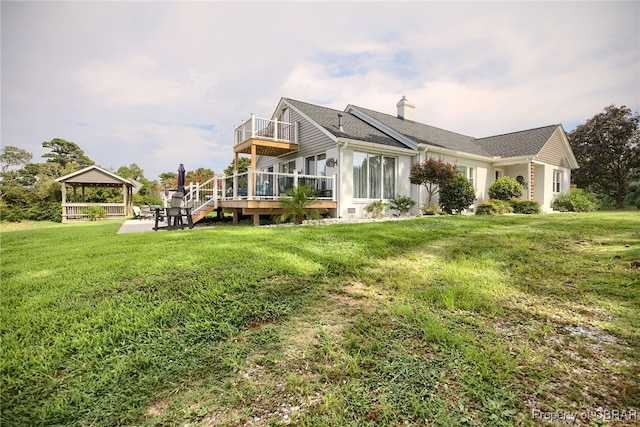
2, 1, 639, 181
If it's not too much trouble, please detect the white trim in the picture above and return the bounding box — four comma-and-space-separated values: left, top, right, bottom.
278, 98, 338, 143
555, 126, 580, 169
345, 105, 418, 150
55, 164, 133, 185
338, 137, 418, 156
491, 156, 535, 167
420, 144, 495, 162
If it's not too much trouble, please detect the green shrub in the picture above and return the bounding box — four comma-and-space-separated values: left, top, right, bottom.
364, 200, 387, 219
488, 177, 523, 201
552, 189, 601, 212
510, 199, 541, 214
475, 199, 513, 215
636, 198, 640, 210
83, 205, 107, 221
439, 174, 476, 214
389, 195, 416, 217
422, 205, 438, 216
279, 184, 320, 224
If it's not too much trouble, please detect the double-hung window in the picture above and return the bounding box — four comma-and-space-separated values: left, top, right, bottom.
280, 160, 296, 174
456, 165, 475, 187
353, 152, 396, 199
553, 170, 563, 193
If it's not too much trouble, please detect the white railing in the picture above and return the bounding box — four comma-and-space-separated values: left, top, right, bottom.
234, 113, 298, 146
61, 203, 126, 222
184, 171, 336, 216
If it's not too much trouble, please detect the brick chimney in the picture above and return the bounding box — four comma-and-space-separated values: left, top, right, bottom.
396, 95, 415, 121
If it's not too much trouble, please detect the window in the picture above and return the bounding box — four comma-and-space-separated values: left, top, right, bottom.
553, 170, 563, 193
305, 154, 326, 176
353, 151, 397, 199
280, 160, 296, 173
456, 165, 475, 187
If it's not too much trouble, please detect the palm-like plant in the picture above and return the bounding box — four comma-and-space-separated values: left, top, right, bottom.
279, 184, 320, 224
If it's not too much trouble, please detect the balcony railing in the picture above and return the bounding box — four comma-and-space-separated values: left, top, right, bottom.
61, 203, 127, 222
234, 114, 298, 146
184, 170, 336, 215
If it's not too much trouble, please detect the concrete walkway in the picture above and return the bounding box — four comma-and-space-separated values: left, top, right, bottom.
116, 219, 156, 234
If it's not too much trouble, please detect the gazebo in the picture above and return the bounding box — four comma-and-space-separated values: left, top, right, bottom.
55, 165, 138, 223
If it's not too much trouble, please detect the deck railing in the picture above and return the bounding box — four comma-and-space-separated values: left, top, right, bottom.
61, 203, 127, 222
234, 114, 298, 146
184, 170, 336, 215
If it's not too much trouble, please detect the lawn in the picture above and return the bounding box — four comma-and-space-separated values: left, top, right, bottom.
1, 212, 638, 426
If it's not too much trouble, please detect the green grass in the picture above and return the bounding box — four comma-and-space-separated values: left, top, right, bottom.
1, 212, 639, 426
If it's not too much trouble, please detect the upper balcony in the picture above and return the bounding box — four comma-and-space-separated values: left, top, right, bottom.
234, 114, 299, 157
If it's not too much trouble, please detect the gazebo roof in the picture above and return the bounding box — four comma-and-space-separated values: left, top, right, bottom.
55, 165, 135, 188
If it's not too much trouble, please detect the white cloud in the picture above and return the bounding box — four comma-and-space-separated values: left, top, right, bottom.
2, 1, 638, 179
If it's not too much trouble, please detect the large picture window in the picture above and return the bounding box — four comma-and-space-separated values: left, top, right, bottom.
353, 152, 397, 199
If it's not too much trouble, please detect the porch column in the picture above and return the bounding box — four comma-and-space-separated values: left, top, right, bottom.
250, 144, 257, 197
529, 162, 535, 200
81, 186, 85, 202
122, 184, 128, 217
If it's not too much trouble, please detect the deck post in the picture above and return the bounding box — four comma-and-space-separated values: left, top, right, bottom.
293, 170, 298, 188
247, 167, 253, 199
252, 212, 260, 226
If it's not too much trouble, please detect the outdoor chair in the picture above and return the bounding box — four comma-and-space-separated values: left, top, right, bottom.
140, 205, 154, 220
132, 206, 142, 220
153, 192, 193, 231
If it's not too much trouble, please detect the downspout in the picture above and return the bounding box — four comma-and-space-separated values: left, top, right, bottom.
416, 146, 428, 213
337, 140, 347, 218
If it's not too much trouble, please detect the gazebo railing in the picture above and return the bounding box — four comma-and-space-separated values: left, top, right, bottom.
61, 203, 127, 222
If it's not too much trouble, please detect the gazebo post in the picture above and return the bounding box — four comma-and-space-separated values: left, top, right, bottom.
60, 183, 67, 223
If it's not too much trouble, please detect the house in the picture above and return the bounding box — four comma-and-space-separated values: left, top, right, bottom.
188, 96, 578, 224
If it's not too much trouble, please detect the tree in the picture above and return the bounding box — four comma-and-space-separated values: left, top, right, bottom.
1, 146, 33, 201
568, 105, 640, 208
224, 157, 251, 176
159, 172, 177, 187
186, 167, 215, 184
117, 163, 145, 181
279, 184, 320, 224
42, 138, 94, 170
409, 157, 456, 207
440, 174, 476, 214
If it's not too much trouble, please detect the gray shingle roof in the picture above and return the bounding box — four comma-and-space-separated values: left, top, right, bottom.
283, 98, 560, 159
475, 125, 560, 157
284, 99, 409, 149
350, 106, 492, 156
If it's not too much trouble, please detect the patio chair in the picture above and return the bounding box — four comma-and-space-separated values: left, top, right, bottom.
153, 192, 193, 230
132, 206, 142, 220
140, 205, 154, 220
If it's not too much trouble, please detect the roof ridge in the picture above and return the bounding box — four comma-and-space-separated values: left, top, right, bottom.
475, 124, 559, 141
351, 104, 476, 139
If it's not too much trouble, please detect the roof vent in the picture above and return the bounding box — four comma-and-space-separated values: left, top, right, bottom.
396, 95, 415, 121
337, 113, 344, 132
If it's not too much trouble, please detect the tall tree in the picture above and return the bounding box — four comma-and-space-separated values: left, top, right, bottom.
42, 138, 94, 170
0, 146, 33, 201
409, 157, 456, 207
185, 167, 215, 184
117, 163, 145, 181
568, 105, 640, 208
224, 157, 250, 176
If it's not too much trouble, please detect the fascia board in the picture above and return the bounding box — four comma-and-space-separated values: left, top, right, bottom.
492, 156, 535, 167
55, 165, 131, 184
420, 144, 494, 162
337, 137, 419, 156
556, 125, 580, 169
345, 106, 418, 150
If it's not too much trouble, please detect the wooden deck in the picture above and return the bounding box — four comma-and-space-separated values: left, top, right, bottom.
218, 199, 337, 225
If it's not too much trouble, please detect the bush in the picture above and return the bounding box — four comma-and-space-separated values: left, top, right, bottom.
84, 205, 107, 221
439, 175, 476, 214
279, 184, 320, 224
488, 177, 523, 201
552, 189, 601, 212
636, 198, 640, 210
422, 205, 438, 216
389, 195, 416, 217
510, 199, 541, 214
475, 199, 513, 215
364, 200, 387, 219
